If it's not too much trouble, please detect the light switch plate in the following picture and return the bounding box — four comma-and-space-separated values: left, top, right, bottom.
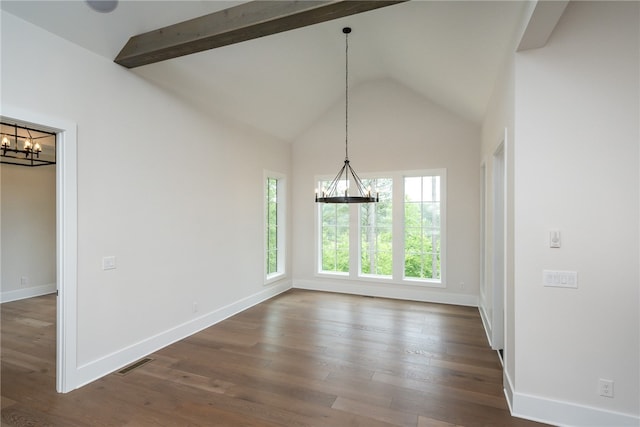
543, 270, 577, 288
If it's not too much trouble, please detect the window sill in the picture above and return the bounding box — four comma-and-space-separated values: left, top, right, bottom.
315, 272, 445, 288
264, 273, 286, 286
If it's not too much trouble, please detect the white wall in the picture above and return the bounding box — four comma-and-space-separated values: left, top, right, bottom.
1, 164, 56, 301
513, 1, 639, 424
292, 79, 480, 305
1, 11, 291, 388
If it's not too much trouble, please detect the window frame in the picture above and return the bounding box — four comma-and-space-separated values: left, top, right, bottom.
315, 169, 446, 288
264, 171, 286, 284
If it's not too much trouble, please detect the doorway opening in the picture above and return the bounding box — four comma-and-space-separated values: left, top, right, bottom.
1, 107, 78, 393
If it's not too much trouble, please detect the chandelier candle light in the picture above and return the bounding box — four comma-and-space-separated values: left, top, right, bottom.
315, 27, 378, 204
1, 122, 56, 167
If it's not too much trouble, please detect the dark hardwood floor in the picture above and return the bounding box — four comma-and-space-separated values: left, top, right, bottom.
1, 289, 548, 426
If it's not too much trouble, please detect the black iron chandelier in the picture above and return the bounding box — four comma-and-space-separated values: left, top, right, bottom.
1, 122, 56, 167
315, 27, 378, 204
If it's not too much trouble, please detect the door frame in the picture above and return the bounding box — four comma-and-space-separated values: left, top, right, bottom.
2, 105, 78, 393
491, 139, 506, 351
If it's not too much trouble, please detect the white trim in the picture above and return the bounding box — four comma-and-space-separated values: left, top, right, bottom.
0, 106, 78, 394
504, 367, 515, 414
511, 391, 640, 426
479, 161, 487, 323
263, 170, 286, 284
0, 283, 56, 303
56, 117, 78, 394
491, 141, 506, 351
73, 280, 292, 390
294, 279, 477, 307
504, 370, 639, 426
479, 303, 493, 347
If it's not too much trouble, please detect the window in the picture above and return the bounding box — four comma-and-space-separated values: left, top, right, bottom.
316, 169, 445, 286
265, 173, 285, 282
360, 178, 393, 277
319, 179, 350, 273
404, 175, 441, 281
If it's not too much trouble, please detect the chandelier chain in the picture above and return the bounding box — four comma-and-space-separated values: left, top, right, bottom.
345, 29, 349, 161
314, 27, 377, 204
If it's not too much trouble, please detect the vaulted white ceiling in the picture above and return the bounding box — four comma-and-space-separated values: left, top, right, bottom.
1, 1, 529, 141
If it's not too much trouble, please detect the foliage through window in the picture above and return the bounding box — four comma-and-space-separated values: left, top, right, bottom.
320, 181, 350, 273
360, 178, 393, 276
404, 176, 441, 280
265, 175, 285, 280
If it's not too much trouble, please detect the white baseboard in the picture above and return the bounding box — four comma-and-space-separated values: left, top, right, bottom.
73, 280, 292, 390
504, 369, 515, 414
505, 369, 640, 426
1, 283, 56, 303
293, 279, 478, 307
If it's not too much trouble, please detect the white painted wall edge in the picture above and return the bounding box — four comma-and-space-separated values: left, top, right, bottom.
72, 280, 292, 391
505, 367, 639, 426
294, 279, 478, 307
479, 304, 493, 348
0, 283, 56, 303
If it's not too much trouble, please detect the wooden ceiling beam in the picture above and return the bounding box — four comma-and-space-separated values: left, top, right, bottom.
115, 0, 407, 69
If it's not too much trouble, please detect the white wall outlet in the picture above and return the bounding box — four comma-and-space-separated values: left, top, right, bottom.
102, 256, 116, 270
550, 230, 561, 248
599, 378, 614, 398
20, 276, 29, 286
192, 302, 198, 313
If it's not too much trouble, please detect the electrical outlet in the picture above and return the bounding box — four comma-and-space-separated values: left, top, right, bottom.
192, 302, 198, 313
599, 379, 614, 398
20, 276, 29, 286
102, 256, 116, 270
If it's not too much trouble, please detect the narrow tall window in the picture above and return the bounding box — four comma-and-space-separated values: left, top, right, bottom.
360, 178, 392, 276
404, 175, 441, 281
266, 177, 278, 275
265, 174, 285, 282
319, 180, 350, 273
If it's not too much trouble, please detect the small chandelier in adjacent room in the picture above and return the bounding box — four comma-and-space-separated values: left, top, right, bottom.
1, 122, 56, 167
315, 27, 378, 204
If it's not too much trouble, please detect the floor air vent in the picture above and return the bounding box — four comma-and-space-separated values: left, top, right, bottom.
116, 357, 153, 376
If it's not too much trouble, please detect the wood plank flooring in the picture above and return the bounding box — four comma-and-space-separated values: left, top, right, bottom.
1, 289, 548, 426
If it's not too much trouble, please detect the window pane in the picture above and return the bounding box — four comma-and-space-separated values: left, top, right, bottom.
377, 228, 392, 248
404, 254, 422, 278
336, 204, 350, 226
374, 251, 392, 275
265, 176, 283, 278
359, 177, 392, 277
319, 184, 350, 273
337, 249, 349, 272
322, 249, 336, 271
405, 203, 421, 228
404, 177, 422, 202
361, 248, 371, 274
322, 204, 336, 225
404, 175, 441, 281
